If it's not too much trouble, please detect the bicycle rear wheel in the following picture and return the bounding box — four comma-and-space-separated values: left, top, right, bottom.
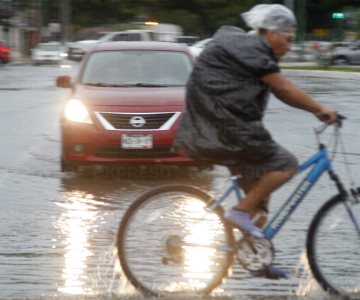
307, 194, 360, 299
117, 184, 235, 297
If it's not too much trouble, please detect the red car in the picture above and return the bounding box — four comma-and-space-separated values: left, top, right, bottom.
58, 41, 208, 172
0, 40, 10, 63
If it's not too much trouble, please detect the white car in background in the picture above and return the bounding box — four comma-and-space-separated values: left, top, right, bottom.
66, 40, 99, 61
31, 42, 67, 65
66, 31, 155, 62
189, 38, 212, 57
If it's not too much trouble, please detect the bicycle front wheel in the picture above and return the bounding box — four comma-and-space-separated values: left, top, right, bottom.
117, 185, 235, 297
307, 194, 360, 299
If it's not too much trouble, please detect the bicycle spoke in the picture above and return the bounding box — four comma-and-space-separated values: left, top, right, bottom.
309, 197, 360, 299
117, 186, 234, 296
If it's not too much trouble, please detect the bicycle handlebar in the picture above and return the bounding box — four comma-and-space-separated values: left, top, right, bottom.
314, 113, 346, 135
336, 113, 346, 125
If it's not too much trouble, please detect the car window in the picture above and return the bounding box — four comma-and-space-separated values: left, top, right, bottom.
38, 44, 61, 51
113, 33, 142, 41
81, 50, 193, 86
352, 42, 360, 50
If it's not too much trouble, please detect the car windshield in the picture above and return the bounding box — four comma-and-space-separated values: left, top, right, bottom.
81, 50, 193, 86
38, 44, 61, 51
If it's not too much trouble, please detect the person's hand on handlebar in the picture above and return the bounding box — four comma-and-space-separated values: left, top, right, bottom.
315, 106, 338, 125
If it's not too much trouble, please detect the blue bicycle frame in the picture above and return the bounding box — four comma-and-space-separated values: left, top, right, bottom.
263, 145, 333, 239
210, 144, 344, 240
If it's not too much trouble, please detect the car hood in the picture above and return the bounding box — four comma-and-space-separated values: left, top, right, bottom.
73, 85, 185, 107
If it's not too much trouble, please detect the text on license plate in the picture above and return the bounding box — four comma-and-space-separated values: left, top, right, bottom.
121, 134, 153, 149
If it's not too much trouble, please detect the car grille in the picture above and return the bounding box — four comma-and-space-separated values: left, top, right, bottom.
98, 112, 176, 130
95, 145, 178, 158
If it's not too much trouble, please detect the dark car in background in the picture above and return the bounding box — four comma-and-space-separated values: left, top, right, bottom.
331, 40, 360, 65
0, 40, 10, 63
57, 41, 207, 172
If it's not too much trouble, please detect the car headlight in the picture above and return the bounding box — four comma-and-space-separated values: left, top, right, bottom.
64, 99, 93, 124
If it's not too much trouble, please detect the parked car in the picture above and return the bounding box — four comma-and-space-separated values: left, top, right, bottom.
67, 40, 99, 61
331, 41, 360, 65
67, 30, 165, 61
0, 40, 10, 64
57, 41, 208, 171
331, 41, 352, 51
31, 41, 67, 65
176, 35, 200, 45
98, 30, 156, 42
189, 38, 212, 57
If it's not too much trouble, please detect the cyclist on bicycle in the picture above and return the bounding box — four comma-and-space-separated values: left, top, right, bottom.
173, 4, 337, 279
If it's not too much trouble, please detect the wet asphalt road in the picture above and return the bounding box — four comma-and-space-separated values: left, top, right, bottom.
0, 62, 359, 300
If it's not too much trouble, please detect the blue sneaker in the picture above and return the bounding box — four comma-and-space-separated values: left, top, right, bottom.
251, 265, 289, 280
224, 208, 264, 238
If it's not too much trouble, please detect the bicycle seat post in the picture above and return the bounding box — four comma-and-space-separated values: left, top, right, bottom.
231, 175, 243, 202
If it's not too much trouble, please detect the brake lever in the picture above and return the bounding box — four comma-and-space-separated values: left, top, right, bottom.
316, 113, 346, 133
336, 113, 346, 128
314, 113, 346, 145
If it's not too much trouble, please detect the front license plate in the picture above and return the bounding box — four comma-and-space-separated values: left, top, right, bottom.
121, 134, 153, 149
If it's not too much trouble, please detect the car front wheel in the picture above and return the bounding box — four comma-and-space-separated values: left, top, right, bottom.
332, 56, 350, 65
61, 157, 78, 172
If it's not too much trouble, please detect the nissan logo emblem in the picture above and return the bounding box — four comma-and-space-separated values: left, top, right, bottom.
129, 116, 146, 128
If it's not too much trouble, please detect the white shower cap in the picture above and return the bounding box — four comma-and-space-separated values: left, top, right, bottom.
241, 4, 296, 31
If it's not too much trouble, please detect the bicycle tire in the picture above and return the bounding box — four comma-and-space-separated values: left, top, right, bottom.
117, 184, 235, 297
307, 194, 360, 300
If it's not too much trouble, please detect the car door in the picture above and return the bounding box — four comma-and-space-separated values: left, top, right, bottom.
347, 42, 360, 64
353, 43, 360, 64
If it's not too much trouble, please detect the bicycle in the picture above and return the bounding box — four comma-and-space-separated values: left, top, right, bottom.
117, 115, 360, 299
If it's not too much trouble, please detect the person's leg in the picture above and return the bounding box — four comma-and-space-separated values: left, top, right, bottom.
234, 168, 296, 214
225, 169, 295, 237
229, 170, 296, 280
238, 177, 270, 228
225, 144, 298, 237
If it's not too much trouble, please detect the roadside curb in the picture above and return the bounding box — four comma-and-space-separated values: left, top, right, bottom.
283, 69, 360, 80
8, 59, 31, 66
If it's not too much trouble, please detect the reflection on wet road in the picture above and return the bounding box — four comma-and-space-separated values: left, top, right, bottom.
0, 64, 359, 299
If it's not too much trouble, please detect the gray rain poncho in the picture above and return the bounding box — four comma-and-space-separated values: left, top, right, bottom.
173, 25, 281, 165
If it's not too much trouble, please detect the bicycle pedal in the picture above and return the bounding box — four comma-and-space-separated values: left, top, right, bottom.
236, 236, 274, 272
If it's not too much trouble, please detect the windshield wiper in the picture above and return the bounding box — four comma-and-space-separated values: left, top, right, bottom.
84, 82, 183, 87
129, 83, 173, 87
84, 82, 128, 87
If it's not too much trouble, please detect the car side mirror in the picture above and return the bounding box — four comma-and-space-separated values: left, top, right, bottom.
56, 75, 72, 88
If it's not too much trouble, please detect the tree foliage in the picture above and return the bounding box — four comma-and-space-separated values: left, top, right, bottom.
68, 0, 257, 36
11, 0, 355, 38
13, 0, 256, 36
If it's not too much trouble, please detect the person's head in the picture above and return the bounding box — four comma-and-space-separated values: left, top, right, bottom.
241, 4, 297, 58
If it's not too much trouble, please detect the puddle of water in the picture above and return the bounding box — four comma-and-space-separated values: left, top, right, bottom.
1, 67, 359, 300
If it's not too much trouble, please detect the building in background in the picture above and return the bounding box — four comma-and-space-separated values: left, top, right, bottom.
0, 0, 14, 42
0, 0, 62, 60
